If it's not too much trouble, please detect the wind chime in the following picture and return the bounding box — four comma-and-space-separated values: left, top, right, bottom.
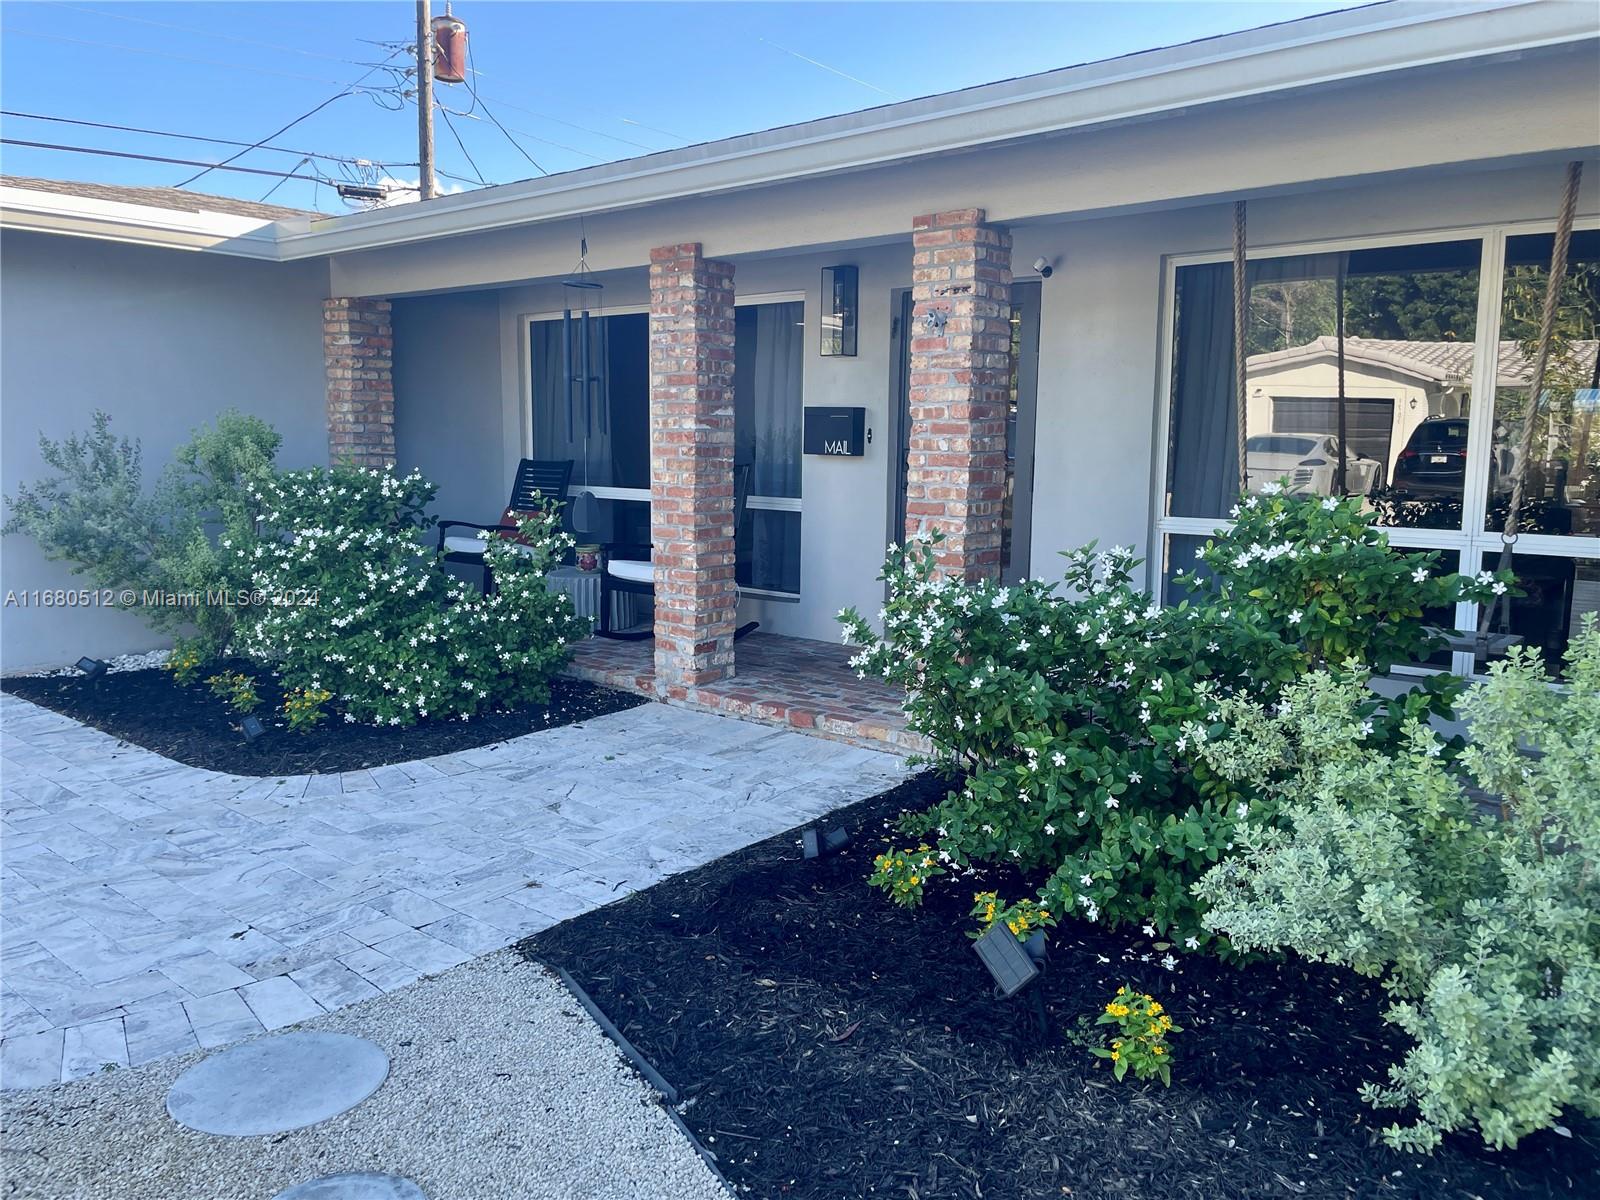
561, 237, 604, 539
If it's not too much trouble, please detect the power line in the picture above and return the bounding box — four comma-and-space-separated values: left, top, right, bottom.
473, 89, 662, 154
1, 138, 338, 186
50, 3, 371, 66
260, 156, 315, 204
756, 36, 902, 99
0, 27, 363, 87
175, 47, 408, 188
459, 41, 545, 178
438, 106, 490, 186
1, 110, 416, 169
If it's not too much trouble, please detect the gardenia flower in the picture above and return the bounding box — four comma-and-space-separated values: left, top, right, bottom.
1185, 936, 1200, 950
1288, 609, 1303, 625
1143, 923, 1156, 937
1079, 873, 1091, 886
1128, 772, 1141, 784
1105, 796, 1119, 809
1161, 954, 1178, 971
1321, 497, 1337, 510
1412, 567, 1429, 583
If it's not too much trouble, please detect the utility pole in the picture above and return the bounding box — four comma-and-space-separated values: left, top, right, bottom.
416, 0, 436, 200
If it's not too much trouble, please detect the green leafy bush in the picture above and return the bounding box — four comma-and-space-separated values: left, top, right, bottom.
3, 411, 279, 657
283, 686, 332, 732
231, 464, 586, 726
1193, 621, 1600, 1151
840, 492, 1503, 951
205, 670, 261, 714
1183, 482, 1504, 672
842, 536, 1300, 947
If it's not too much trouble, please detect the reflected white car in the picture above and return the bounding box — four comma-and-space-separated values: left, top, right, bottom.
1245, 433, 1383, 497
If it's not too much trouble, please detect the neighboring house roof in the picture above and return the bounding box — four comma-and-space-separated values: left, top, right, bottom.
1249, 336, 1600, 389
0, 175, 315, 221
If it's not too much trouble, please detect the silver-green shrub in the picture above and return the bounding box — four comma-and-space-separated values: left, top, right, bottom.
1193, 621, 1600, 1151
3, 411, 280, 657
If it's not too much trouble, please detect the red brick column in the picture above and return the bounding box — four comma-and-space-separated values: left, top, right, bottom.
324, 297, 395, 467
648, 244, 737, 693
906, 208, 1012, 580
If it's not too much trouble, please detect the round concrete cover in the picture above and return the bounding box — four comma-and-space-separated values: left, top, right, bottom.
272, 1174, 426, 1200
166, 1032, 390, 1136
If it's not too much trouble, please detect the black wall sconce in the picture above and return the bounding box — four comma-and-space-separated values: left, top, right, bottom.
820, 265, 858, 357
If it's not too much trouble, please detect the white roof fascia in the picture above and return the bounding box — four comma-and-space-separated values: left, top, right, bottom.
0, 184, 289, 259
277, 1, 1594, 259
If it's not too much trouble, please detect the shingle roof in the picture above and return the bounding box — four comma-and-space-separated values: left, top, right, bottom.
1250, 336, 1599, 388
0, 175, 315, 221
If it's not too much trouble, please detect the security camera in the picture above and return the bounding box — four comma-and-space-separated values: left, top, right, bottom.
1032, 255, 1054, 279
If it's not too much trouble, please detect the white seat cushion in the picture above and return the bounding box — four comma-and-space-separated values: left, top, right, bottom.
606, 557, 653, 584
444, 535, 535, 558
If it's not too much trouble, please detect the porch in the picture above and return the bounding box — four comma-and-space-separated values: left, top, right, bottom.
565, 631, 926, 755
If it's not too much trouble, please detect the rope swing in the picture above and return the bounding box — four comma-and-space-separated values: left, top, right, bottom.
1475, 160, 1585, 659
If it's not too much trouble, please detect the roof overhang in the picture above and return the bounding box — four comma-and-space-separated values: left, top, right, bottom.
2, 1, 1595, 262
0, 183, 294, 258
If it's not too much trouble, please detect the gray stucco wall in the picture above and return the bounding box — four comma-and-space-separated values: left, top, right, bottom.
0, 230, 330, 673
391, 291, 507, 526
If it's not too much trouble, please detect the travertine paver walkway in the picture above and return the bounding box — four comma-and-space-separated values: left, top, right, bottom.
0, 693, 904, 1088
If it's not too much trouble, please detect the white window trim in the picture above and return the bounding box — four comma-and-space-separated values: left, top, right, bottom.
1151, 215, 1600, 677
522, 293, 808, 598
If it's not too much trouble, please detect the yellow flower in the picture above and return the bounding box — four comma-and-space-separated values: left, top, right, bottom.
1148, 1001, 1163, 1015
1152, 1046, 1165, 1056
1110, 1050, 1120, 1062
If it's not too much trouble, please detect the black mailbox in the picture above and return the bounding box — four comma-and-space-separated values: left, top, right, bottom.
803, 406, 866, 457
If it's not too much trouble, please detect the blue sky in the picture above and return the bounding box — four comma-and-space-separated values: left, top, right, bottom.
2, 1, 1361, 212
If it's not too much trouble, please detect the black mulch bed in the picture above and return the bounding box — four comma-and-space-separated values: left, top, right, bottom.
521, 773, 1598, 1200
1, 663, 647, 777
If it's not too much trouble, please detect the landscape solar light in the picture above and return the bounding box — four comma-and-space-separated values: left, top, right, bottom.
801, 826, 850, 860
75, 656, 108, 680
973, 923, 1042, 998
240, 715, 267, 743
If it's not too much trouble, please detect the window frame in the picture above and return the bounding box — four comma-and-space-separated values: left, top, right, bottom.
523, 290, 808, 600
1151, 216, 1600, 677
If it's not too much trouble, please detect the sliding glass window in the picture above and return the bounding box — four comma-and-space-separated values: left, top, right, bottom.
1159, 225, 1600, 678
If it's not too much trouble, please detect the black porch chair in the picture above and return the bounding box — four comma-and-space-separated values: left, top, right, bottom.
598, 463, 760, 642
437, 458, 573, 593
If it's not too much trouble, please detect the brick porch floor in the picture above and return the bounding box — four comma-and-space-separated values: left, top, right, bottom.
565, 632, 926, 755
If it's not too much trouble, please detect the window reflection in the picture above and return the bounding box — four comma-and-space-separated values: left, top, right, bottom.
1169, 241, 1481, 529
1486, 231, 1600, 538
1480, 552, 1600, 680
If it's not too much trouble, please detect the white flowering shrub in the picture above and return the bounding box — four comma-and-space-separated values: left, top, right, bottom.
232, 465, 586, 727
840, 491, 1503, 953
840, 535, 1304, 948
1185, 484, 1506, 672
1194, 622, 1600, 1152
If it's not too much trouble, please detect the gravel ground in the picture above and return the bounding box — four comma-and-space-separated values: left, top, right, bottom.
1, 951, 730, 1200
10, 650, 170, 679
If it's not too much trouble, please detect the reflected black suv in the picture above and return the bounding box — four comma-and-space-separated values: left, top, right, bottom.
1392, 417, 1480, 497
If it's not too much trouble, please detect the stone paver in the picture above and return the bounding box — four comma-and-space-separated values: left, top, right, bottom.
0, 692, 904, 1086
